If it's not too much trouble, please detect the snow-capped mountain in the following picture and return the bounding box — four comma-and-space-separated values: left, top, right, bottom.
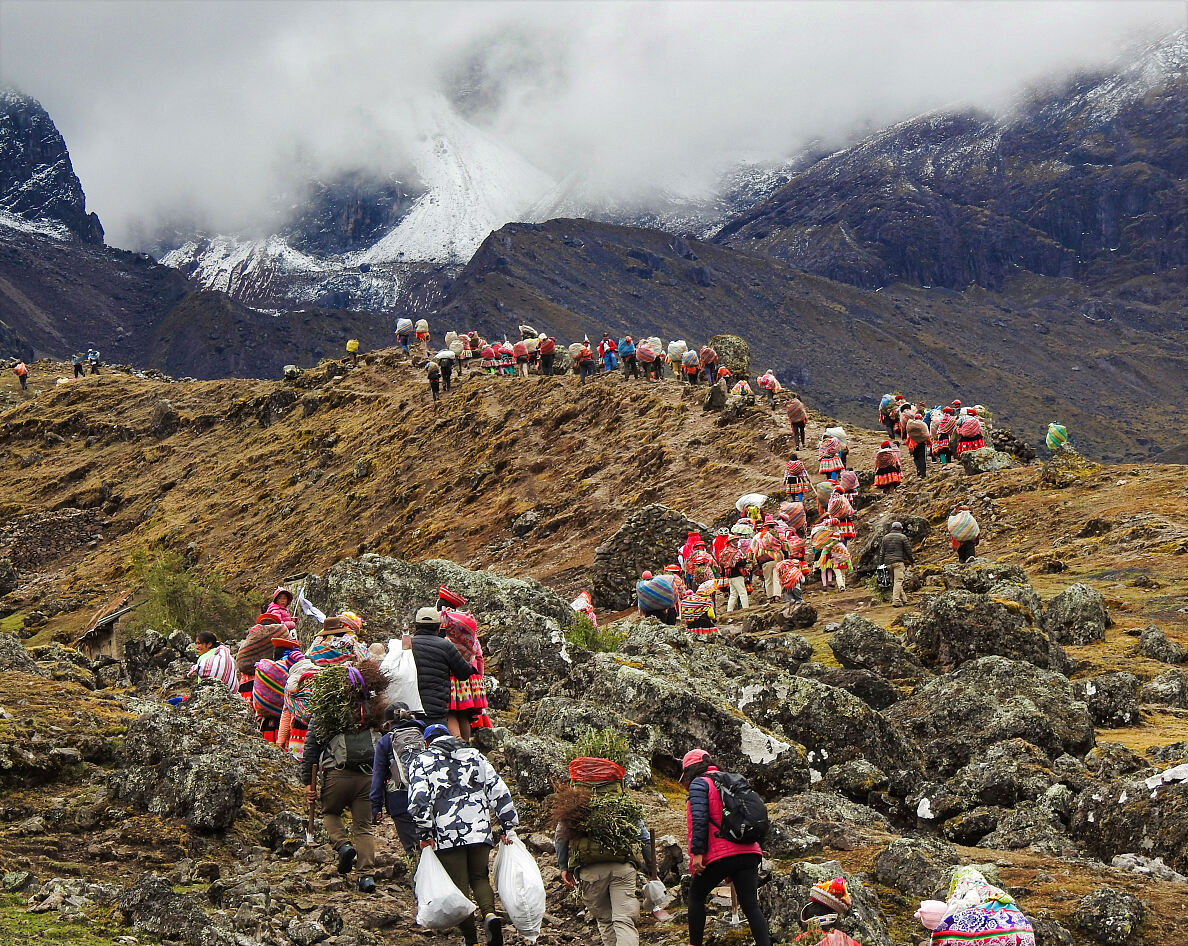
162, 95, 558, 312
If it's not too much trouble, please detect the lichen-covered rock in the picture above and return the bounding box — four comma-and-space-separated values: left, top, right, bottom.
886, 657, 1095, 776
960, 446, 1014, 475
1138, 625, 1186, 664
906, 590, 1063, 672
109, 684, 295, 831
780, 601, 818, 630
589, 504, 708, 610
986, 582, 1044, 625
946, 738, 1058, 808
1073, 887, 1145, 943
1045, 582, 1111, 644
0, 632, 45, 676
1073, 672, 1141, 727
952, 561, 1030, 594
795, 662, 901, 710
1041, 444, 1102, 488
942, 807, 1002, 844
1138, 669, 1187, 707
708, 333, 750, 378
117, 874, 216, 945
829, 613, 929, 682
990, 426, 1037, 463
121, 628, 195, 690
823, 758, 889, 801
873, 835, 961, 898
304, 554, 573, 697
978, 790, 1074, 853
1072, 775, 1188, 873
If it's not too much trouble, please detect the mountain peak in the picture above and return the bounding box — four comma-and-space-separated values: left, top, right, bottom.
0, 87, 104, 244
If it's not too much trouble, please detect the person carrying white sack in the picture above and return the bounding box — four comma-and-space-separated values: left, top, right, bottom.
408, 724, 520, 946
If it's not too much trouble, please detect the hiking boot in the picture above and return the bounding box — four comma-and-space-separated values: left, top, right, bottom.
484, 914, 503, 946
337, 844, 357, 875
356, 876, 376, 894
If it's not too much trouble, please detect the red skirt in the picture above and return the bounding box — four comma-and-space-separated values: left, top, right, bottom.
834, 518, 857, 540
818, 456, 845, 475
956, 437, 985, 455
874, 469, 902, 488
449, 675, 488, 712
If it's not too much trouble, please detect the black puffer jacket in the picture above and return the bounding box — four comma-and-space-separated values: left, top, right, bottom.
878, 531, 915, 566
411, 633, 477, 724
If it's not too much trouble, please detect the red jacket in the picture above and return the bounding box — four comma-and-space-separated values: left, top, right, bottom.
686, 766, 763, 868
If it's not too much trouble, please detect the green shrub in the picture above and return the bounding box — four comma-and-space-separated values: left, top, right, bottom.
568, 726, 631, 766
126, 549, 256, 640
564, 613, 625, 653
866, 574, 891, 603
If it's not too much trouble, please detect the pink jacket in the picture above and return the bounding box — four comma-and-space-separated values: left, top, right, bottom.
686, 766, 763, 868
267, 587, 297, 630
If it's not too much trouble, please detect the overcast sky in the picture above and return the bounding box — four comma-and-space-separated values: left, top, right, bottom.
1, 0, 1182, 248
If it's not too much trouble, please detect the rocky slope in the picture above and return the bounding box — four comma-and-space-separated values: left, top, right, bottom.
714, 30, 1188, 296
424, 218, 1188, 462
0, 349, 1186, 945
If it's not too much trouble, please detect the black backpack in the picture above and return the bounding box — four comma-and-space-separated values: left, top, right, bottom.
708, 773, 769, 844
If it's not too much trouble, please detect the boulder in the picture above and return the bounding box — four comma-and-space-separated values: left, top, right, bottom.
978, 791, 1074, 853
950, 561, 1029, 593
108, 684, 296, 831
1138, 625, 1186, 664
1040, 444, 1102, 488
702, 382, 726, 411
1030, 914, 1075, 945
851, 514, 930, 577
990, 426, 1037, 463
1138, 669, 1187, 708
0, 558, 18, 597
760, 860, 891, 946
829, 613, 929, 682
303, 554, 573, 697
707, 333, 750, 378
1045, 583, 1111, 645
959, 447, 1014, 475
1073, 672, 1141, 727
121, 629, 194, 690
1073, 888, 1145, 943
1072, 775, 1188, 873
946, 738, 1059, 808
117, 874, 214, 945
823, 758, 889, 801
589, 504, 708, 611
149, 399, 179, 438
986, 581, 1043, 625
780, 601, 818, 630
795, 663, 900, 710
906, 590, 1064, 672
872, 835, 961, 898
941, 807, 1002, 845
0, 632, 46, 676
886, 656, 1095, 776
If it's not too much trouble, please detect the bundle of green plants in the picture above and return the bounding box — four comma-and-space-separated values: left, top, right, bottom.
564, 613, 626, 652
567, 726, 630, 766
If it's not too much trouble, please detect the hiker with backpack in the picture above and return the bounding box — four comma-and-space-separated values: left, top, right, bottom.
785, 394, 808, 447
679, 749, 771, 946
302, 664, 387, 894
878, 522, 915, 608
538, 336, 557, 376
407, 723, 520, 946
554, 757, 652, 946
370, 703, 426, 854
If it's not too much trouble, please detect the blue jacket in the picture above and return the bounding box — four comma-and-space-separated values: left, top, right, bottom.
619, 338, 636, 357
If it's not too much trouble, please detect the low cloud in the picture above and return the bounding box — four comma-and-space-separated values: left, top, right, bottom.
1, 0, 1180, 248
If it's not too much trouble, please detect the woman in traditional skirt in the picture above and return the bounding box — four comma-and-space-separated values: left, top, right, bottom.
679, 592, 718, 634
955, 409, 985, 455
480, 344, 497, 375
784, 455, 811, 502
874, 441, 903, 492
934, 407, 957, 463
817, 436, 844, 480
827, 485, 857, 544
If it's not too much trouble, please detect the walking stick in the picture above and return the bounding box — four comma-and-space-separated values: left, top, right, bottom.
305, 763, 319, 845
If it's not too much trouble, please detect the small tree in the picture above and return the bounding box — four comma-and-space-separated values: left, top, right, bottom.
563, 613, 626, 653
125, 549, 256, 640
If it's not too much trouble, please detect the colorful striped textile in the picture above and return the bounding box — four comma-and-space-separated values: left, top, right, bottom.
779, 501, 807, 533
828, 491, 856, 540
775, 560, 803, 589
637, 575, 678, 611
1045, 423, 1068, 451
947, 511, 981, 542
838, 469, 860, 493
823, 541, 852, 571
251, 658, 288, 719
194, 644, 237, 690
679, 595, 718, 633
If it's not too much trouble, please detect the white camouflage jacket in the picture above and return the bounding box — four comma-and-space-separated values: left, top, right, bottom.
406, 737, 519, 849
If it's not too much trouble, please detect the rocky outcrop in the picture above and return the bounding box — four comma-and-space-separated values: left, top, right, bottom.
1045, 582, 1111, 645
1072, 672, 1141, 727
760, 859, 892, 946
304, 554, 573, 696
1041, 445, 1102, 488
906, 590, 1064, 672
1072, 774, 1188, 874
959, 447, 1014, 475
851, 514, 930, 577
886, 656, 1095, 776
108, 684, 297, 831
828, 614, 929, 683
589, 504, 708, 610
1073, 888, 1146, 943
795, 663, 901, 711
708, 333, 750, 378
1138, 669, 1187, 707
1138, 625, 1186, 664
121, 629, 196, 690
117, 874, 215, 945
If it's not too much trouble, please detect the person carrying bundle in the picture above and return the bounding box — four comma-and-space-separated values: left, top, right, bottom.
827, 484, 857, 544
878, 394, 898, 439
905, 413, 932, 478
538, 336, 557, 376
636, 570, 679, 625
757, 370, 781, 409
786, 394, 808, 447
778, 500, 807, 537
955, 409, 985, 456
681, 348, 701, 386
554, 755, 651, 946
619, 336, 640, 379
1046, 422, 1068, 453
697, 345, 718, 383
577, 343, 596, 384
947, 506, 981, 563
636, 340, 657, 381
395, 318, 414, 353
817, 435, 844, 481
874, 441, 903, 492
719, 536, 750, 612
512, 339, 530, 379
783, 455, 810, 503
188, 631, 236, 691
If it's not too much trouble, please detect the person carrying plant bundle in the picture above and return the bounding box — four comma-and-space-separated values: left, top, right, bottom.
554, 739, 652, 946
679, 749, 771, 946
301, 663, 387, 894
407, 723, 520, 946
370, 703, 426, 854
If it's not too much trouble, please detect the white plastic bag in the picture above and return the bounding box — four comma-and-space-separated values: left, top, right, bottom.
415, 848, 477, 930
380, 638, 424, 713
643, 878, 673, 909
493, 836, 546, 941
